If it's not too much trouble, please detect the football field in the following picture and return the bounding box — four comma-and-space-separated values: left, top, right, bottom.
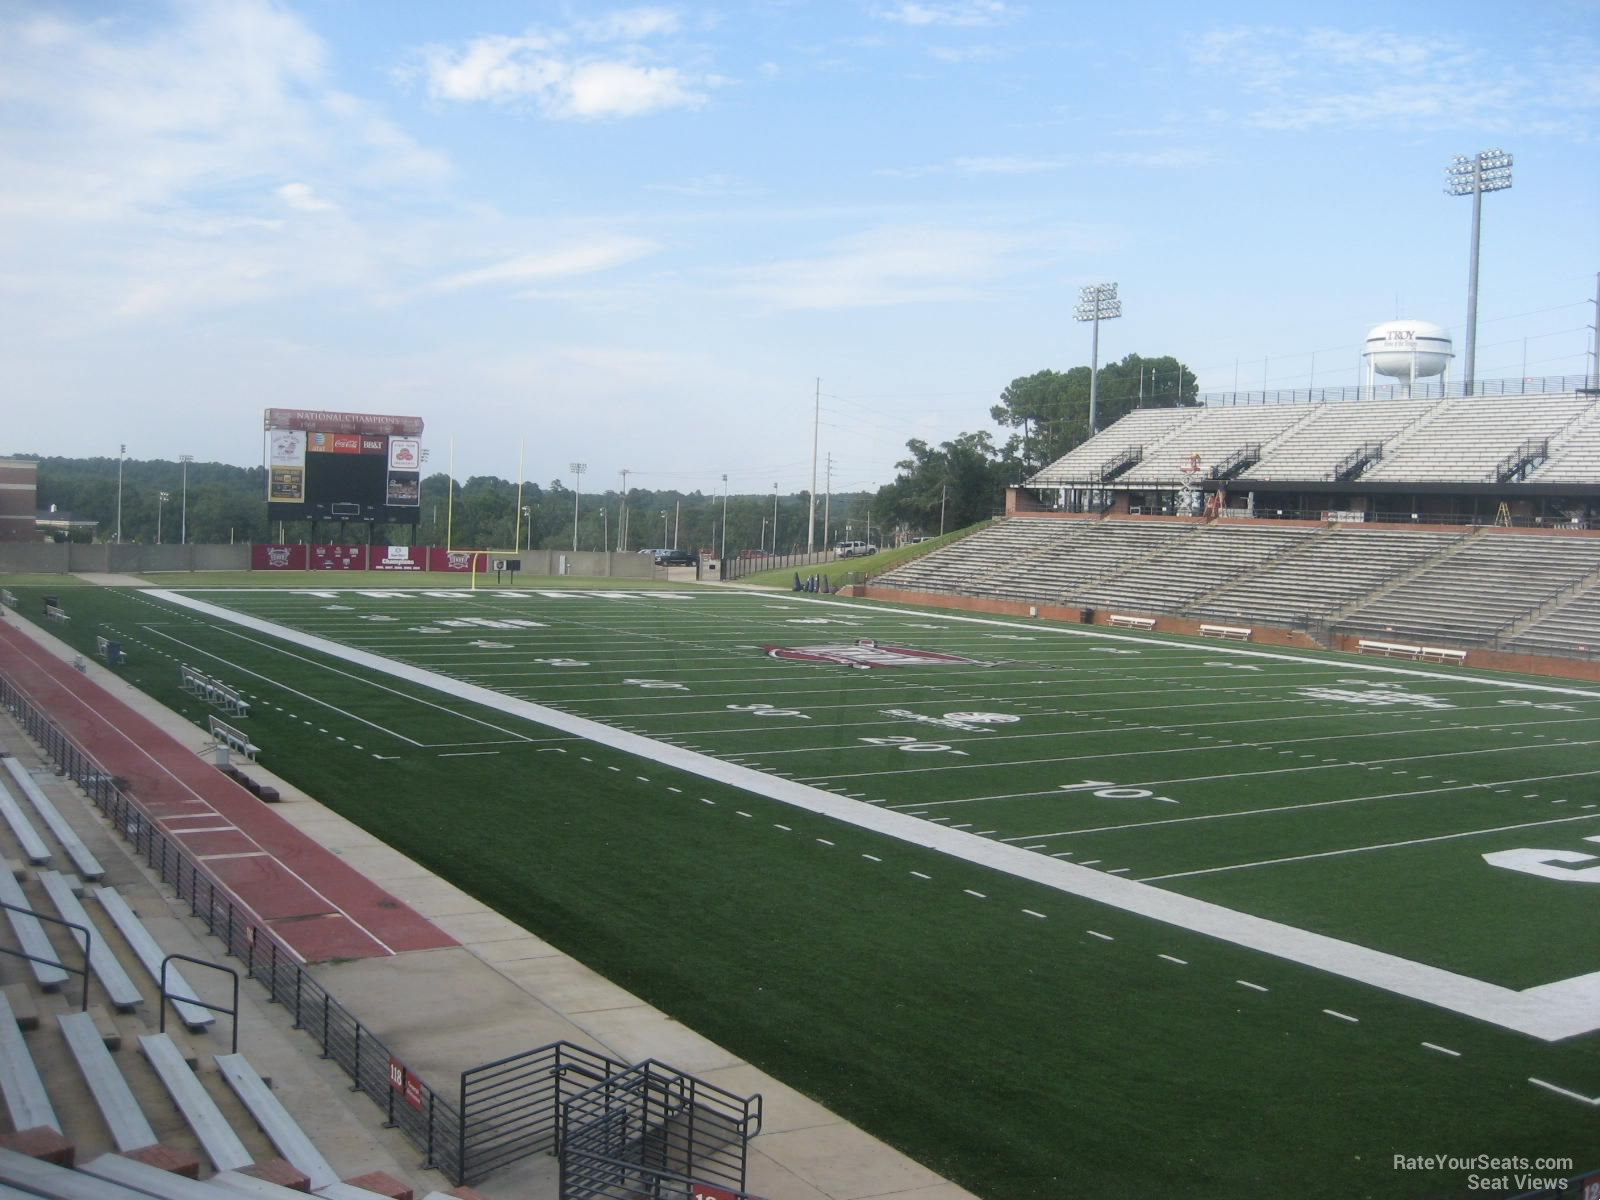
15, 580, 1600, 1197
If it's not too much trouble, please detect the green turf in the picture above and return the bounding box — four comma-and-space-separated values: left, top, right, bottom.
3, 580, 1597, 1199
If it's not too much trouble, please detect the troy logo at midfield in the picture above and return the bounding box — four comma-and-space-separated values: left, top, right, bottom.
764, 638, 989, 669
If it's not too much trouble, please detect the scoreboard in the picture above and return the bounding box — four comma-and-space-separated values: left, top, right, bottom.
265, 409, 423, 524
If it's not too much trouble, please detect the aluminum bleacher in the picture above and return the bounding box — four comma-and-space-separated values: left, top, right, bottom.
1026, 407, 1200, 487
1071, 522, 1320, 613
982, 519, 1196, 606
1361, 392, 1596, 483
1113, 404, 1309, 485
1193, 528, 1465, 627
1336, 532, 1600, 643
874, 519, 1090, 594
1239, 397, 1434, 481
1502, 581, 1600, 657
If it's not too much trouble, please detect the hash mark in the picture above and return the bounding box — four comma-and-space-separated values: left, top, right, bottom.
1023, 909, 1047, 919
1158, 954, 1187, 965
1421, 1043, 1460, 1057
1086, 930, 1114, 941
1323, 1009, 1359, 1023
862, 854, 881, 862
964, 889, 987, 899
910, 870, 931, 879
1237, 980, 1268, 993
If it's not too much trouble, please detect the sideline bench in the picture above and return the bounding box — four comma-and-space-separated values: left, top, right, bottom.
1199, 623, 1252, 641
58, 1012, 158, 1153
44, 607, 69, 625
92, 889, 214, 1031
0, 590, 15, 609
181, 666, 250, 718
2, 758, 104, 882
1108, 614, 1156, 630
37, 872, 142, 1012
1357, 639, 1467, 665
138, 1033, 253, 1173
94, 635, 125, 667
209, 717, 260, 763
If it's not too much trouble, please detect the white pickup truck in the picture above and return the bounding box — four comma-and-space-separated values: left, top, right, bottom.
834, 540, 877, 558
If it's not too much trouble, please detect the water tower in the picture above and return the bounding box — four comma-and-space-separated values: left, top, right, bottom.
1364, 320, 1453, 396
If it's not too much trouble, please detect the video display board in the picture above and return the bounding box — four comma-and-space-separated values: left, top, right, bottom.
264, 409, 424, 524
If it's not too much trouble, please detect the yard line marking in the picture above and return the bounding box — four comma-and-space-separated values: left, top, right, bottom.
1237, 980, 1269, 993
1004, 769, 1600, 843
1138, 813, 1600, 882
1081, 859, 1101, 866
736, 811, 752, 818
964, 889, 987, 899
774, 823, 791, 831
1421, 1043, 1460, 1057
1086, 930, 1114, 941
152, 589, 1600, 1043
910, 870, 931, 879
816, 838, 834, 846
1527, 1079, 1600, 1106
1323, 1009, 1359, 1023
438, 751, 501, 757
1023, 844, 1048, 850
1108, 867, 1130, 874
1023, 909, 1047, 919
862, 853, 881, 862
1158, 954, 1188, 965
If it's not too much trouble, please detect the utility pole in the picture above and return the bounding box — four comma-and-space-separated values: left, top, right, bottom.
617, 469, 630, 551
808, 377, 819, 552
771, 483, 779, 554
940, 483, 947, 536
823, 455, 832, 548
115, 444, 125, 543
569, 462, 586, 551
720, 473, 728, 566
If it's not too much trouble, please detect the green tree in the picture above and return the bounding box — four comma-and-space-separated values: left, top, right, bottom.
880, 431, 1014, 538
992, 354, 1198, 472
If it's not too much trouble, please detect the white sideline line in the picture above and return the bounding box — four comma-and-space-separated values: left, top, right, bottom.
148, 589, 1600, 1043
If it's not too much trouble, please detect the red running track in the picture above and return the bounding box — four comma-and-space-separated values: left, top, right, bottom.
0, 619, 455, 963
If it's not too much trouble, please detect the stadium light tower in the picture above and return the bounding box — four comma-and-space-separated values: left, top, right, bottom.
720, 474, 728, 565
157, 492, 169, 544
1074, 283, 1121, 436
569, 462, 586, 551
1446, 149, 1512, 396
179, 454, 193, 545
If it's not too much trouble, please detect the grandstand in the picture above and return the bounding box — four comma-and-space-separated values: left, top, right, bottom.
874, 381, 1600, 669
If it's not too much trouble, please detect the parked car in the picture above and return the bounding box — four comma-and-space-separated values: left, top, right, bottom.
737, 548, 770, 560
834, 540, 877, 558
655, 548, 697, 566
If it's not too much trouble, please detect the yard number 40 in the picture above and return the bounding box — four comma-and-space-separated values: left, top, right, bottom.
1484, 836, 1600, 883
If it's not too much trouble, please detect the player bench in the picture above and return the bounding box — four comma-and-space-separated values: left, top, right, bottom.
94, 636, 125, 666
1108, 614, 1156, 630
0, 590, 15, 609
181, 665, 249, 717
1418, 645, 1467, 665
1357, 638, 1422, 660
1199, 623, 1252, 641
44, 605, 69, 625
208, 716, 259, 762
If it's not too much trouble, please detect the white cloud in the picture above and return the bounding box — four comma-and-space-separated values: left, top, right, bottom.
425, 237, 658, 294
277, 182, 336, 212
414, 15, 709, 118
874, 2, 1016, 28
646, 173, 759, 197
1186, 25, 1578, 133
952, 155, 1062, 174
727, 224, 1053, 310
575, 8, 682, 43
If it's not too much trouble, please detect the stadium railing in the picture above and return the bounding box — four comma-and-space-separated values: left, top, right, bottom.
0, 670, 762, 1190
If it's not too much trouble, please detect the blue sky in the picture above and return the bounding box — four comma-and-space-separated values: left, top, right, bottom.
2, 0, 1596, 497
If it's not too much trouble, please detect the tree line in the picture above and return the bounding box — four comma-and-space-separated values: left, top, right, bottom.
18, 352, 1195, 548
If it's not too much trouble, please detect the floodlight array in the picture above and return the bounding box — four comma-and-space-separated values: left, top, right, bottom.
1445, 149, 1513, 196
1074, 282, 1121, 322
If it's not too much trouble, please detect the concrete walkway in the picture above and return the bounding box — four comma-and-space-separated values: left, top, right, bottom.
2, 584, 977, 1200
